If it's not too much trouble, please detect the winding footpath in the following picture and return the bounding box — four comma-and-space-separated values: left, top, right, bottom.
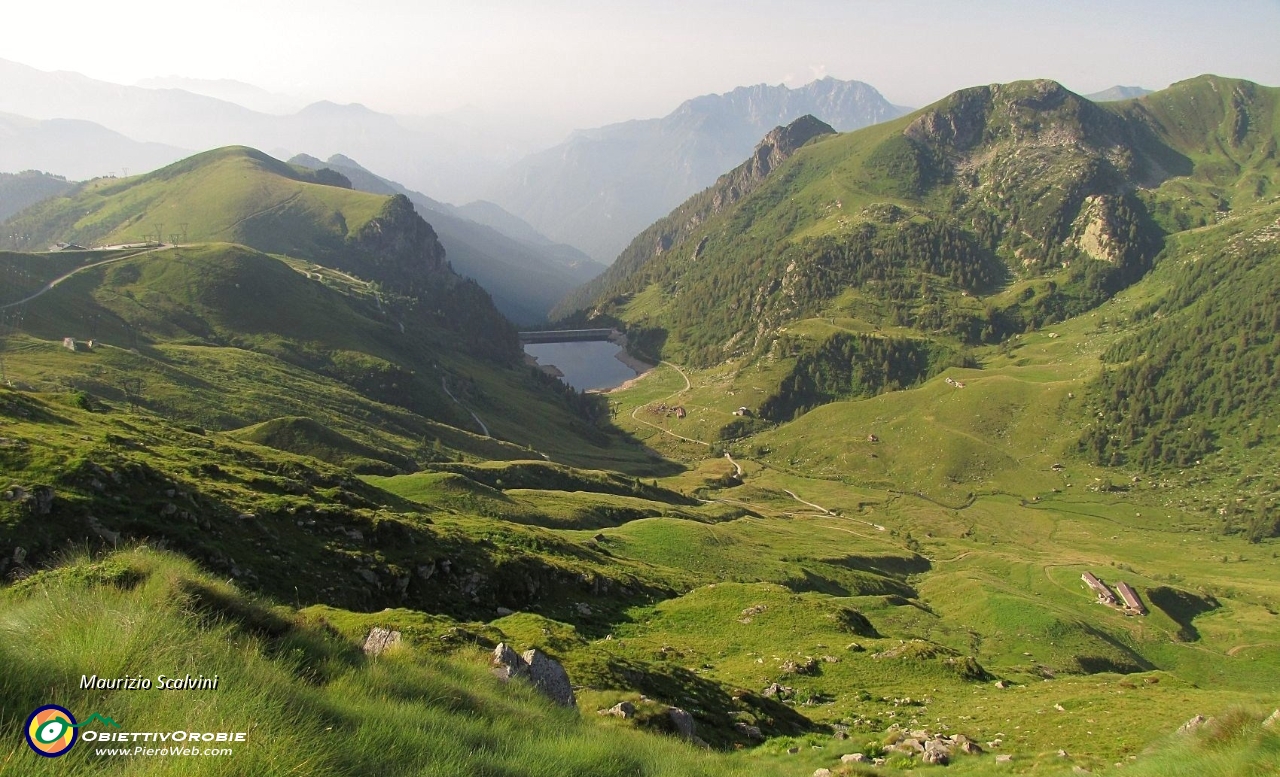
628, 361, 709, 447
441, 377, 490, 437
0, 248, 159, 311
782, 489, 834, 515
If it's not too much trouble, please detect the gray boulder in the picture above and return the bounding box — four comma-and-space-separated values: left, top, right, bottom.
668, 707, 695, 740
922, 739, 950, 765
734, 722, 763, 740
491, 643, 529, 681
362, 627, 401, 656
522, 648, 576, 707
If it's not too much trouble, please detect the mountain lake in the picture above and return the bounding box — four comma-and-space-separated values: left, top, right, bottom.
523, 341, 645, 392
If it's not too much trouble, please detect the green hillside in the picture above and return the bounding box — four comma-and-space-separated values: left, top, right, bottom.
3, 147, 380, 254
3, 80, 1280, 777
0, 547, 763, 777
560, 76, 1276, 370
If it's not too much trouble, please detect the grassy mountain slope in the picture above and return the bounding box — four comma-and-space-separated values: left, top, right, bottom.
0, 240, 653, 471
0, 147, 669, 470
5, 371, 1278, 774
560, 79, 1230, 364
560, 77, 1278, 450
0, 548, 764, 777
3, 147, 379, 254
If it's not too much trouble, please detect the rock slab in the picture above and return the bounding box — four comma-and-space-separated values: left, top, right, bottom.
362, 627, 402, 656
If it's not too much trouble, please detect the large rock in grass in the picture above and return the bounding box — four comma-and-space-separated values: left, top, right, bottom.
522, 648, 576, 708
490, 643, 576, 707
362, 627, 401, 656
668, 707, 695, 740
491, 643, 529, 681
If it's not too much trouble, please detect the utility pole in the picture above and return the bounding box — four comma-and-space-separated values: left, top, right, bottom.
153, 224, 165, 247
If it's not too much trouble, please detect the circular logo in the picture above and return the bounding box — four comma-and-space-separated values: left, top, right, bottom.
25, 705, 77, 757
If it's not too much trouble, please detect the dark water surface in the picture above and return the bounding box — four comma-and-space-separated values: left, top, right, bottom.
523, 341, 640, 391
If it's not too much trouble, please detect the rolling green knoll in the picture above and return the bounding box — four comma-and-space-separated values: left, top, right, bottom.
2, 147, 384, 253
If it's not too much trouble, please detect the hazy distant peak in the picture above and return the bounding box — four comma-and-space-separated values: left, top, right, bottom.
288, 153, 327, 168
326, 153, 367, 170
1085, 85, 1153, 102
136, 75, 301, 114
673, 77, 901, 131
486, 76, 903, 262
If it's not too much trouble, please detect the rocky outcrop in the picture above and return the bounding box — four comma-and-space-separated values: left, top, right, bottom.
346, 194, 448, 289
714, 115, 836, 209
667, 707, 695, 740
362, 627, 401, 656
880, 728, 983, 766
490, 643, 576, 708
491, 643, 529, 682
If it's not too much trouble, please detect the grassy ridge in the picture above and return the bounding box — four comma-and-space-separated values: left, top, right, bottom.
2, 147, 386, 253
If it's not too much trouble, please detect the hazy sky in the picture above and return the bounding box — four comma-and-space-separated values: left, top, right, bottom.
6, 0, 1278, 129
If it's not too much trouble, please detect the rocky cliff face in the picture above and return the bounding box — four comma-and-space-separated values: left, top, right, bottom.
714, 115, 837, 210
346, 194, 449, 290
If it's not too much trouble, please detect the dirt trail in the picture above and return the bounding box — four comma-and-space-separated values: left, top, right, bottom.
441, 377, 490, 437
664, 360, 692, 392
725, 453, 743, 476
1227, 643, 1278, 656
782, 489, 834, 515
628, 361, 709, 447
0, 247, 161, 311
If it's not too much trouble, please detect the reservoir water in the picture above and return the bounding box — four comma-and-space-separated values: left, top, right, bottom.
523, 341, 642, 392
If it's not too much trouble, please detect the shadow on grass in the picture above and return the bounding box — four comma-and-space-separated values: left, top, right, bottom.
1148, 586, 1220, 642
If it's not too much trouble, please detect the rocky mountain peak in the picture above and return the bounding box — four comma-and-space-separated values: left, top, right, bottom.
753, 115, 837, 173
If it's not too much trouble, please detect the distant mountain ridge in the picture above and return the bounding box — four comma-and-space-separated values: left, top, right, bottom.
0, 58, 526, 201
0, 170, 76, 225
553, 114, 837, 319
290, 153, 604, 324
487, 77, 907, 262
1085, 85, 1153, 102
0, 111, 188, 180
